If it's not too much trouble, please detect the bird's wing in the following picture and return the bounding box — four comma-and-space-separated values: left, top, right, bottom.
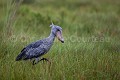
16, 40, 44, 61
23, 47, 46, 60
22, 40, 43, 52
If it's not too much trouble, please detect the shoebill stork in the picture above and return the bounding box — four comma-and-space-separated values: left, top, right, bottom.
15, 23, 64, 65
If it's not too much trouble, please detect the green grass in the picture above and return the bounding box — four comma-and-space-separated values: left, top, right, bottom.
0, 0, 120, 80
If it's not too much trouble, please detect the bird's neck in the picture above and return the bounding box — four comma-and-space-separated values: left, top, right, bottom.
48, 32, 55, 42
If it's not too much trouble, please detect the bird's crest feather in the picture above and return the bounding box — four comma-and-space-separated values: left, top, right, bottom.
50, 21, 54, 27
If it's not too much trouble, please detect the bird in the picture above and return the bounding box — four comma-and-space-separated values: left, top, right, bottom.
15, 23, 64, 65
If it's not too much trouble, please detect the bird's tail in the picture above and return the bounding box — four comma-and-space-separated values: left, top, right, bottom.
15, 53, 24, 61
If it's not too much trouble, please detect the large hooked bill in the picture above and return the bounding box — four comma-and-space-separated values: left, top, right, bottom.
56, 30, 64, 43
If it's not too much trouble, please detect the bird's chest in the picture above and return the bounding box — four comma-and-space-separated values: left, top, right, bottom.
40, 42, 53, 52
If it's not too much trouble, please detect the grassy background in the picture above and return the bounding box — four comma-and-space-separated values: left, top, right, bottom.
0, 0, 120, 80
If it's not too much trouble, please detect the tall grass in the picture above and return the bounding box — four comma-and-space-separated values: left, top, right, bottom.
0, 0, 120, 80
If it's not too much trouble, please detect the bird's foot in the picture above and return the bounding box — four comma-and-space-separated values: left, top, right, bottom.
32, 59, 36, 65
32, 58, 51, 65
40, 58, 51, 64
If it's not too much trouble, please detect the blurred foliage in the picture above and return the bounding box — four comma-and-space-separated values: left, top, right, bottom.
23, 0, 35, 4
14, 0, 35, 4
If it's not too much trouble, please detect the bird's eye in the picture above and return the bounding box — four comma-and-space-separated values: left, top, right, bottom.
57, 29, 60, 31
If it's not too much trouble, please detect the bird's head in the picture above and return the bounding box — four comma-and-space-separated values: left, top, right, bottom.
50, 23, 64, 43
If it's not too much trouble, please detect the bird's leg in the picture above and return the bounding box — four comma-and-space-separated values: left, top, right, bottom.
40, 58, 51, 71
32, 58, 40, 65
39, 58, 51, 64
29, 59, 35, 65
32, 58, 51, 65
32, 59, 35, 65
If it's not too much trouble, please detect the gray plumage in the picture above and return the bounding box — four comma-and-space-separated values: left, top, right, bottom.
16, 23, 64, 64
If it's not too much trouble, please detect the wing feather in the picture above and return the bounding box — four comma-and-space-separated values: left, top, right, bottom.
23, 48, 45, 60
16, 40, 43, 61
